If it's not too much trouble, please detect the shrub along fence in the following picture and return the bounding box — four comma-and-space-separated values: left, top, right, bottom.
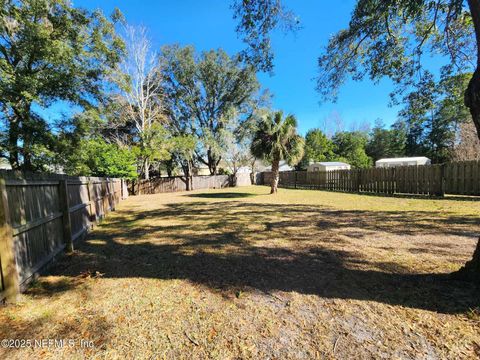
135, 173, 252, 195
260, 160, 480, 197
0, 170, 127, 302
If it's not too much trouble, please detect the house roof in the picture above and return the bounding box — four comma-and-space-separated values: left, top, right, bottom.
376, 157, 430, 163
264, 160, 293, 171
313, 162, 350, 167
0, 159, 12, 170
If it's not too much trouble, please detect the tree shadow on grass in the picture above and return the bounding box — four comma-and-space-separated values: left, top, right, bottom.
24, 277, 78, 297
0, 292, 111, 358
276, 185, 480, 202
48, 200, 479, 315
184, 192, 257, 199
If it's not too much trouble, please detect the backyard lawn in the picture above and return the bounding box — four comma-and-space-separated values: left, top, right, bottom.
1, 186, 479, 359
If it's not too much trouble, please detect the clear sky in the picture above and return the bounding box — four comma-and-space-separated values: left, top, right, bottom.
71, 0, 403, 135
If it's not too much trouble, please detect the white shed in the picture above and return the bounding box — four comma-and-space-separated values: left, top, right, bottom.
375, 157, 431, 168
264, 160, 293, 172
0, 159, 12, 170
307, 162, 351, 172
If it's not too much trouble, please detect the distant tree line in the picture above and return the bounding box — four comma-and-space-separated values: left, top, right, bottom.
296, 76, 475, 170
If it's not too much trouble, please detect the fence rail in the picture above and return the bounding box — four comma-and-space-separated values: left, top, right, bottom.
0, 171, 127, 302
260, 160, 480, 197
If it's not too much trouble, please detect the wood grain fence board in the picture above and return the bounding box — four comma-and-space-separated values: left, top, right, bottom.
367, 168, 372, 192
444, 160, 480, 195
59, 180, 73, 253
400, 166, 405, 193
385, 168, 389, 194
453, 162, 458, 193
475, 161, 478, 194
459, 162, 464, 194
473, 161, 476, 194
424, 166, 428, 194
0, 178, 19, 302
418, 166, 423, 194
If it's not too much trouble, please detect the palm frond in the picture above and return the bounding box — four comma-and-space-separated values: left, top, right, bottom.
250, 111, 304, 165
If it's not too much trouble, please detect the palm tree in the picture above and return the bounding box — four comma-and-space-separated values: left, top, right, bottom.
251, 111, 304, 194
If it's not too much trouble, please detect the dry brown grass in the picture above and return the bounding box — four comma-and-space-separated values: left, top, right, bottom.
1, 186, 479, 359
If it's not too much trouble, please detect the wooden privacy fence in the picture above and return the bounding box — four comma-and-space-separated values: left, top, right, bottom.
135, 174, 235, 195
0, 171, 128, 302
261, 160, 480, 197
444, 161, 480, 195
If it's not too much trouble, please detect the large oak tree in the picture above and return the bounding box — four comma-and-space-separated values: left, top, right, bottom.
0, 0, 124, 171
160, 45, 259, 175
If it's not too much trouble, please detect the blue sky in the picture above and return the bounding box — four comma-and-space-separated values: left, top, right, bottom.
70, 0, 403, 135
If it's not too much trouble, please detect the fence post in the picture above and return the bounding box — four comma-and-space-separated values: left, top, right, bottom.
356, 169, 361, 193
59, 179, 73, 253
0, 178, 19, 302
109, 179, 115, 211
294, 171, 297, 189
101, 179, 107, 218
439, 164, 446, 197
87, 179, 96, 225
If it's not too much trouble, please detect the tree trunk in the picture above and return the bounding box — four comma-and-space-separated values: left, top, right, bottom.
250, 159, 256, 185
8, 120, 20, 169
182, 160, 193, 191
23, 118, 33, 171
188, 160, 193, 190
270, 159, 280, 194
210, 163, 217, 175
461, 68, 480, 281
9, 103, 31, 170
143, 158, 150, 180
23, 140, 33, 171
206, 148, 222, 175
166, 158, 174, 177
465, 68, 480, 144
454, 238, 480, 283
461, 0, 480, 282
207, 148, 215, 175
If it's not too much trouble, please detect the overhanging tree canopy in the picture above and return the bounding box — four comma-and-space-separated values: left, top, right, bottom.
234, 1, 478, 137
0, 0, 124, 170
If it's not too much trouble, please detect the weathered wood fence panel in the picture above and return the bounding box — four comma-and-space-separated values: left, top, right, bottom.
445, 160, 480, 195
0, 171, 126, 302
260, 161, 480, 197
192, 175, 231, 190
136, 175, 233, 195
136, 176, 187, 195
